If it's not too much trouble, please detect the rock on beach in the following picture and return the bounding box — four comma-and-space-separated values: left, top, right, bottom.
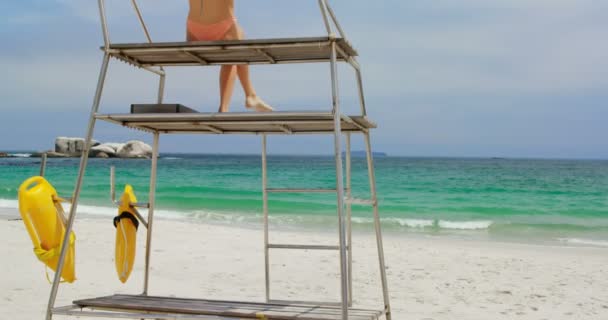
55, 137, 100, 156
36, 138, 152, 159
116, 141, 152, 159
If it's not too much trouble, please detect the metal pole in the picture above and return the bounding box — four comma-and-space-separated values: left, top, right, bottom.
262, 135, 270, 302
363, 132, 392, 320
130, 0, 152, 43
157, 73, 166, 104
322, 0, 347, 39
98, 0, 110, 51
110, 166, 116, 203
40, 153, 47, 177
354, 65, 368, 116
143, 132, 160, 295
345, 133, 352, 307
129, 0, 167, 98
330, 41, 349, 320
45, 53, 111, 320
317, 0, 332, 36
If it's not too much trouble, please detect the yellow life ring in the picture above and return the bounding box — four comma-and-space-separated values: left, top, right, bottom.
18, 176, 76, 283
114, 185, 139, 283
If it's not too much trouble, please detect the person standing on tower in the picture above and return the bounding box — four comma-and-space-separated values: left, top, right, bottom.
187, 0, 274, 113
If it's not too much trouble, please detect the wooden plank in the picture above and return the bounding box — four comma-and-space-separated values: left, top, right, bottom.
135, 125, 357, 133
105, 37, 356, 66
104, 123, 368, 134
97, 113, 374, 126
95, 109, 375, 134
74, 295, 381, 320
99, 110, 336, 121
107, 37, 356, 56
109, 37, 333, 48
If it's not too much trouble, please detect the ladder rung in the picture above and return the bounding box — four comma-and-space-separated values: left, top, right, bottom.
266, 188, 337, 193
345, 197, 376, 205
268, 244, 341, 250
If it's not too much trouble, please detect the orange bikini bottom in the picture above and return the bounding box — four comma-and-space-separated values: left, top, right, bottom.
187, 17, 237, 41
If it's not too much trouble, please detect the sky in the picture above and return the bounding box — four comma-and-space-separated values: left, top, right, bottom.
0, 0, 607, 158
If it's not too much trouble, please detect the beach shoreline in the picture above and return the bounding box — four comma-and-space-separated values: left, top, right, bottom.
3, 200, 608, 250
2, 207, 607, 320
2, 156, 608, 250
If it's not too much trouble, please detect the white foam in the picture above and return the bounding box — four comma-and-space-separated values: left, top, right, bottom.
0, 197, 491, 233
0, 198, 126, 217
0, 197, 261, 224
351, 217, 373, 224
387, 218, 435, 228
9, 153, 32, 158
438, 220, 493, 230
351, 217, 491, 230
557, 238, 608, 248
187, 210, 255, 223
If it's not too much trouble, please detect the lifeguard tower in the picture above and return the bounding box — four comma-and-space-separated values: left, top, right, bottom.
45, 1, 392, 319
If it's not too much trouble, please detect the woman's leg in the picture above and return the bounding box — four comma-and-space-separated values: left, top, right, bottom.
225, 25, 256, 97
224, 24, 273, 111
217, 24, 245, 112
218, 65, 237, 112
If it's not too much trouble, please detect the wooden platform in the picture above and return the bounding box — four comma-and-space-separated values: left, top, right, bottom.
59, 294, 384, 320
105, 37, 357, 67
96, 111, 375, 134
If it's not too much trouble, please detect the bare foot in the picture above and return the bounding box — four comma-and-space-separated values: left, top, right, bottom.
246, 96, 274, 112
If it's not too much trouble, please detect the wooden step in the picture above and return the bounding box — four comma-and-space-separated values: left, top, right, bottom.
68, 294, 383, 320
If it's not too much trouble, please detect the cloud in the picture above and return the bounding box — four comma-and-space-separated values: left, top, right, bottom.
4, 0, 608, 101
344, 0, 608, 96
0, 53, 340, 114
1, 0, 607, 157
53, 0, 187, 24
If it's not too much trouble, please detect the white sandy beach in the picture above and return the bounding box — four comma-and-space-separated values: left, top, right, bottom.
1, 210, 607, 320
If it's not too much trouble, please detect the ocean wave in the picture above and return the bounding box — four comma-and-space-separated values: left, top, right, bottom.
1, 198, 605, 244
0, 198, 494, 231
557, 238, 608, 248
352, 217, 436, 228
0, 199, 124, 217
9, 153, 32, 158
0, 199, 263, 226
438, 220, 493, 230
385, 218, 435, 228
186, 210, 258, 224
351, 217, 373, 224
356, 216, 492, 230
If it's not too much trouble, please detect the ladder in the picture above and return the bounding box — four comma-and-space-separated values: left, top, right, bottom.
43, 1, 392, 320
262, 132, 389, 314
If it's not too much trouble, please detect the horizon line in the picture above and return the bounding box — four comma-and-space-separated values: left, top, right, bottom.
1, 150, 607, 161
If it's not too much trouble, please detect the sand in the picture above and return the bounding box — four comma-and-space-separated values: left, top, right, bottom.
1, 210, 607, 320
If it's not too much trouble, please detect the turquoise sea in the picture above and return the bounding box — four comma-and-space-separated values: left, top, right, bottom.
1, 154, 607, 247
